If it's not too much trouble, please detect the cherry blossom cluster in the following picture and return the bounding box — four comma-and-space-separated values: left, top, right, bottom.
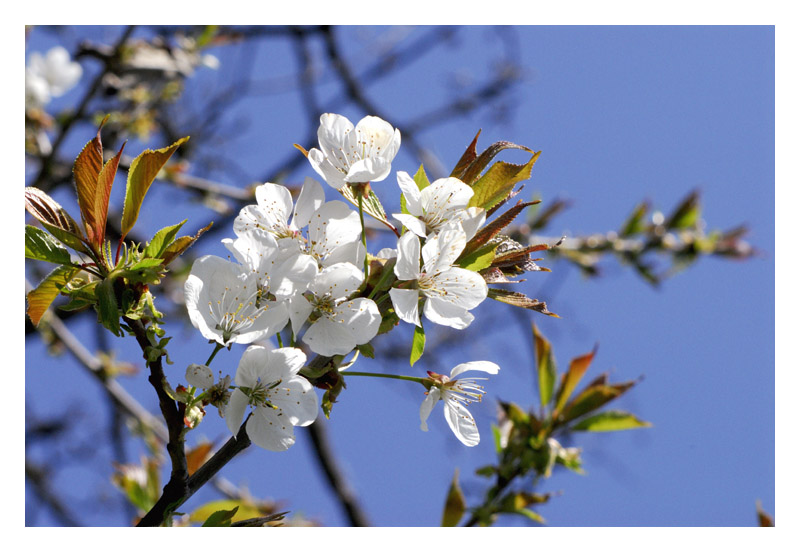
184, 113, 499, 450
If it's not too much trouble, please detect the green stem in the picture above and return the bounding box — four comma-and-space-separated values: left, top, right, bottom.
344, 371, 426, 386
205, 342, 225, 366
276, 332, 284, 348
357, 190, 369, 278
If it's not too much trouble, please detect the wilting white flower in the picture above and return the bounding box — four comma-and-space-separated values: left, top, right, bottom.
307, 113, 401, 190
25, 46, 83, 107
389, 223, 488, 329
184, 255, 289, 346
186, 364, 231, 417
225, 346, 318, 451
420, 361, 500, 447
289, 263, 380, 356
392, 171, 485, 239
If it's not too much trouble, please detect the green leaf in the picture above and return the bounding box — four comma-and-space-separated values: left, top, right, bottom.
469, 150, 541, 211
202, 506, 239, 527
190, 500, 262, 525
160, 221, 212, 265
441, 469, 466, 527
559, 377, 636, 423
95, 278, 122, 337
620, 201, 650, 236
457, 241, 498, 272
532, 324, 557, 408
24, 187, 88, 254
121, 136, 189, 238
458, 140, 533, 186
665, 190, 701, 230
25, 225, 72, 265
143, 220, 187, 259
413, 163, 431, 190
129, 258, 166, 271
26, 265, 79, 326
571, 410, 651, 432
553, 349, 596, 416
410, 324, 425, 366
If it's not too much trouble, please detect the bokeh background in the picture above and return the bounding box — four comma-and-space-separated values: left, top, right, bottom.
24, 25, 774, 527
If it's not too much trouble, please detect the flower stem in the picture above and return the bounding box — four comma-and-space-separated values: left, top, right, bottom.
357, 190, 369, 278
205, 342, 225, 366
343, 371, 426, 386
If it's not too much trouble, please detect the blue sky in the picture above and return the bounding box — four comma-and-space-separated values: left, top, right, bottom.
24, 25, 775, 527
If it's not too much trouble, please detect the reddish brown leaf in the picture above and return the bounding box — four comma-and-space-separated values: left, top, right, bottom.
450, 129, 481, 180
92, 142, 126, 249
463, 200, 539, 256
487, 288, 558, 317
24, 187, 88, 253
186, 442, 214, 476
553, 349, 597, 416
73, 127, 105, 245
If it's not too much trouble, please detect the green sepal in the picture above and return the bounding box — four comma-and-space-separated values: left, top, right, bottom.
441, 469, 466, 527
410, 324, 425, 366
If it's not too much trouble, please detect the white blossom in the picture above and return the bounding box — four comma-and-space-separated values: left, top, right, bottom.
25, 46, 82, 107
420, 361, 500, 447
392, 171, 485, 239
225, 346, 318, 451
233, 179, 364, 269
307, 113, 401, 190
289, 263, 381, 356
184, 255, 289, 346
389, 223, 488, 329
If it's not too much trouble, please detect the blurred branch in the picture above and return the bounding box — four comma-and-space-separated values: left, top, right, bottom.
26, 460, 84, 527
26, 280, 169, 443
307, 418, 371, 527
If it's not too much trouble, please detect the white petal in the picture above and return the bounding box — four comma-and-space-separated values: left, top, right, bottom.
426, 223, 467, 272
308, 148, 347, 190
309, 262, 364, 299
268, 252, 317, 298
292, 177, 325, 230
376, 247, 397, 259
419, 387, 441, 431
302, 317, 357, 356
345, 157, 392, 184
450, 361, 500, 379
225, 388, 249, 437
288, 294, 314, 337
247, 406, 296, 451
265, 347, 308, 379
321, 240, 364, 268
432, 267, 488, 309
268, 377, 318, 427
355, 115, 397, 152
396, 171, 422, 215
389, 288, 421, 326
318, 113, 356, 160
392, 213, 428, 238
308, 201, 361, 261
338, 298, 381, 346
185, 364, 214, 389
235, 345, 268, 386
232, 300, 289, 344
423, 297, 474, 330
394, 232, 421, 281
459, 207, 486, 241
443, 395, 480, 447
255, 183, 293, 231
421, 177, 473, 214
